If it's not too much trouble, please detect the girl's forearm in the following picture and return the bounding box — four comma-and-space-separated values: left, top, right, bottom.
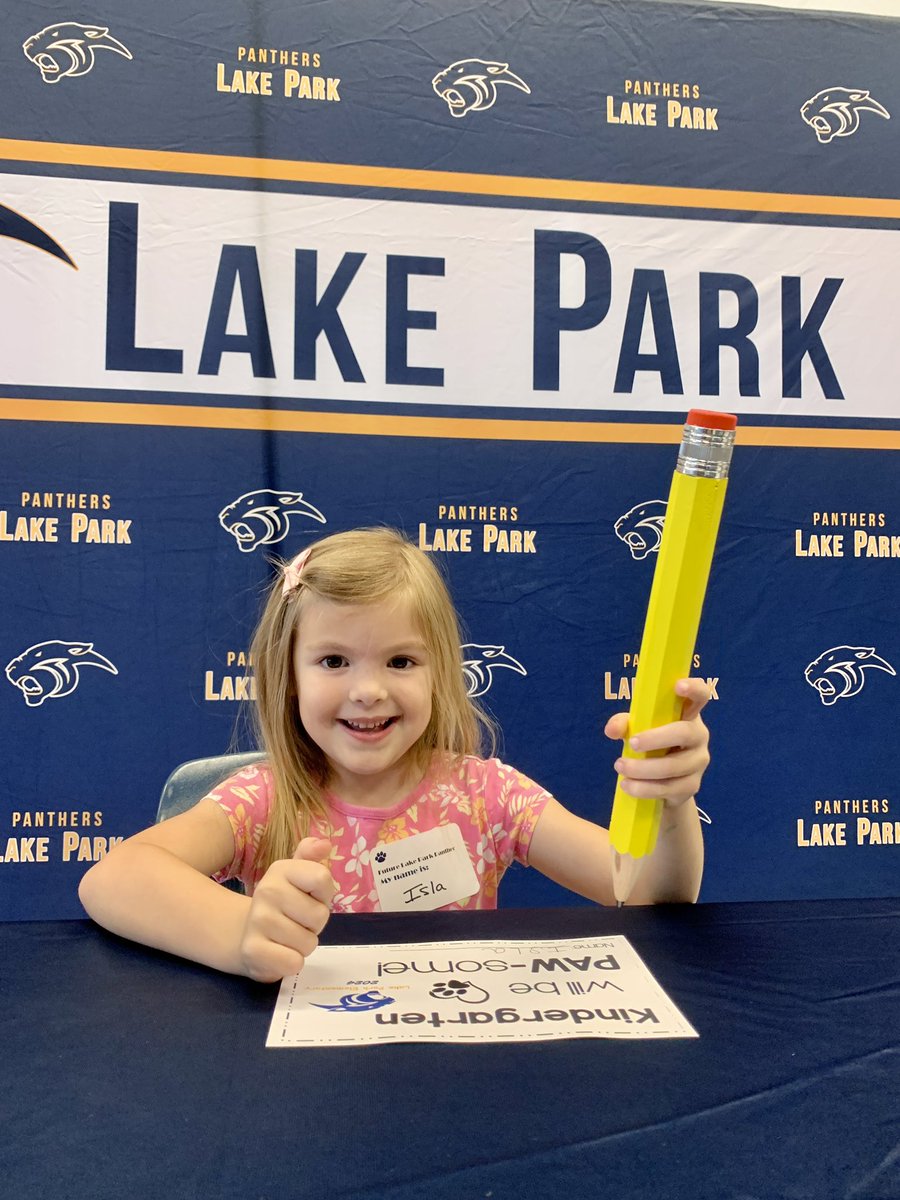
78, 843, 251, 975
628, 798, 704, 904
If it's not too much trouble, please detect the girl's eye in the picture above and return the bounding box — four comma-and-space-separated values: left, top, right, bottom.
321, 655, 346, 669
388, 656, 414, 670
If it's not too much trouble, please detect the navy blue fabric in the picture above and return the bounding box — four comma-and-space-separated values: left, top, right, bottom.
2, 900, 898, 1200
4, 1, 900, 925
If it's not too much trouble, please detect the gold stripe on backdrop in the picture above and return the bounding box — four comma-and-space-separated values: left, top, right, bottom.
2, 138, 900, 220
0, 398, 897, 448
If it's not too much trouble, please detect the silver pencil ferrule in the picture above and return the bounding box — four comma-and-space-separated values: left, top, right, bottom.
676, 423, 736, 479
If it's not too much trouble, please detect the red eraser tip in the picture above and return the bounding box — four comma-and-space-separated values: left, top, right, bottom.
686, 409, 738, 430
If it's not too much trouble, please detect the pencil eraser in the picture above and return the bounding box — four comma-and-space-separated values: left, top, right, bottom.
686, 409, 738, 430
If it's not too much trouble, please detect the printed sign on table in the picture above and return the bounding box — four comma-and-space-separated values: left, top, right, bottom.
267, 935, 697, 1046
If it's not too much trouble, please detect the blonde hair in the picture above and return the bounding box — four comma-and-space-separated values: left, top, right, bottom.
250, 527, 494, 874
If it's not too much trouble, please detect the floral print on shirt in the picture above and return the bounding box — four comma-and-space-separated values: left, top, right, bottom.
208, 756, 553, 912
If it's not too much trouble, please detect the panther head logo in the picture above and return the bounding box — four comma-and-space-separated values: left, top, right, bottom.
310, 991, 395, 1012
460, 643, 527, 698
5, 640, 118, 707
23, 23, 132, 84
614, 501, 667, 561
218, 489, 326, 553
800, 87, 890, 144
0, 203, 75, 267
804, 645, 895, 706
432, 58, 530, 118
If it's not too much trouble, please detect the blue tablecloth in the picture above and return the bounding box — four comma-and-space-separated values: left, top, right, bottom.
2, 899, 898, 1200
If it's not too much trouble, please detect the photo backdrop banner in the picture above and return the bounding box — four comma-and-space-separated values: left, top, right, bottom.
1, 0, 898, 919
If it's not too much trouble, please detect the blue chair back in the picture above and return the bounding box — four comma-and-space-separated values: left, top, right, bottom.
156, 751, 266, 823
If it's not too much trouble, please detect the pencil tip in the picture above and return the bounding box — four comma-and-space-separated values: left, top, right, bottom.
612, 848, 643, 907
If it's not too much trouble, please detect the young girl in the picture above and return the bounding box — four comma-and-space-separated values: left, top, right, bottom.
79, 527, 711, 983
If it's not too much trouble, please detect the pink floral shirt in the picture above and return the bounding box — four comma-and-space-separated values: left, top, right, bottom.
207, 757, 553, 912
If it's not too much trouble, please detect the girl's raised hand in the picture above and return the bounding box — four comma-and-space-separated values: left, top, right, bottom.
239, 837, 335, 983
604, 677, 711, 809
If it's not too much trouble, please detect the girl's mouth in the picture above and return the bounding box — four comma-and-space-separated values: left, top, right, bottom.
339, 716, 398, 736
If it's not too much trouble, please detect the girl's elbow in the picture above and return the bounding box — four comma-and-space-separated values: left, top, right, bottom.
77, 860, 101, 915
77, 855, 116, 918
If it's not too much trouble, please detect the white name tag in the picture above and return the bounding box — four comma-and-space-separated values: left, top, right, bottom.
371, 824, 479, 912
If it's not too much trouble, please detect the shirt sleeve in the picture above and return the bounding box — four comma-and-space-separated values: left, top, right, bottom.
480, 758, 554, 868
206, 763, 272, 890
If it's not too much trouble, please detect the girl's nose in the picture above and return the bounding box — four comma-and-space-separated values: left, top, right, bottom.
348, 673, 388, 705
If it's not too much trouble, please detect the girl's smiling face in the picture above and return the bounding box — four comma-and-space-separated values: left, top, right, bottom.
293, 596, 433, 805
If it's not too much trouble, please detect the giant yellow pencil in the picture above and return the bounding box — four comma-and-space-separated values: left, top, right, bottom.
610, 409, 737, 905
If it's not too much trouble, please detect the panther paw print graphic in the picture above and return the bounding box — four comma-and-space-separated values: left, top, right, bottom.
429, 979, 490, 1004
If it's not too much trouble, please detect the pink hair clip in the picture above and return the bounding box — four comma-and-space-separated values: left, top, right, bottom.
281, 547, 312, 597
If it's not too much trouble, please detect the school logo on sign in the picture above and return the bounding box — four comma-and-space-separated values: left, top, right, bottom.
461, 644, 527, 698
432, 58, 530, 118
0, 203, 75, 267
5, 640, 118, 707
310, 991, 394, 1013
218, 489, 326, 553
22, 22, 132, 84
804, 645, 895, 706
800, 87, 890, 143
614, 501, 667, 560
